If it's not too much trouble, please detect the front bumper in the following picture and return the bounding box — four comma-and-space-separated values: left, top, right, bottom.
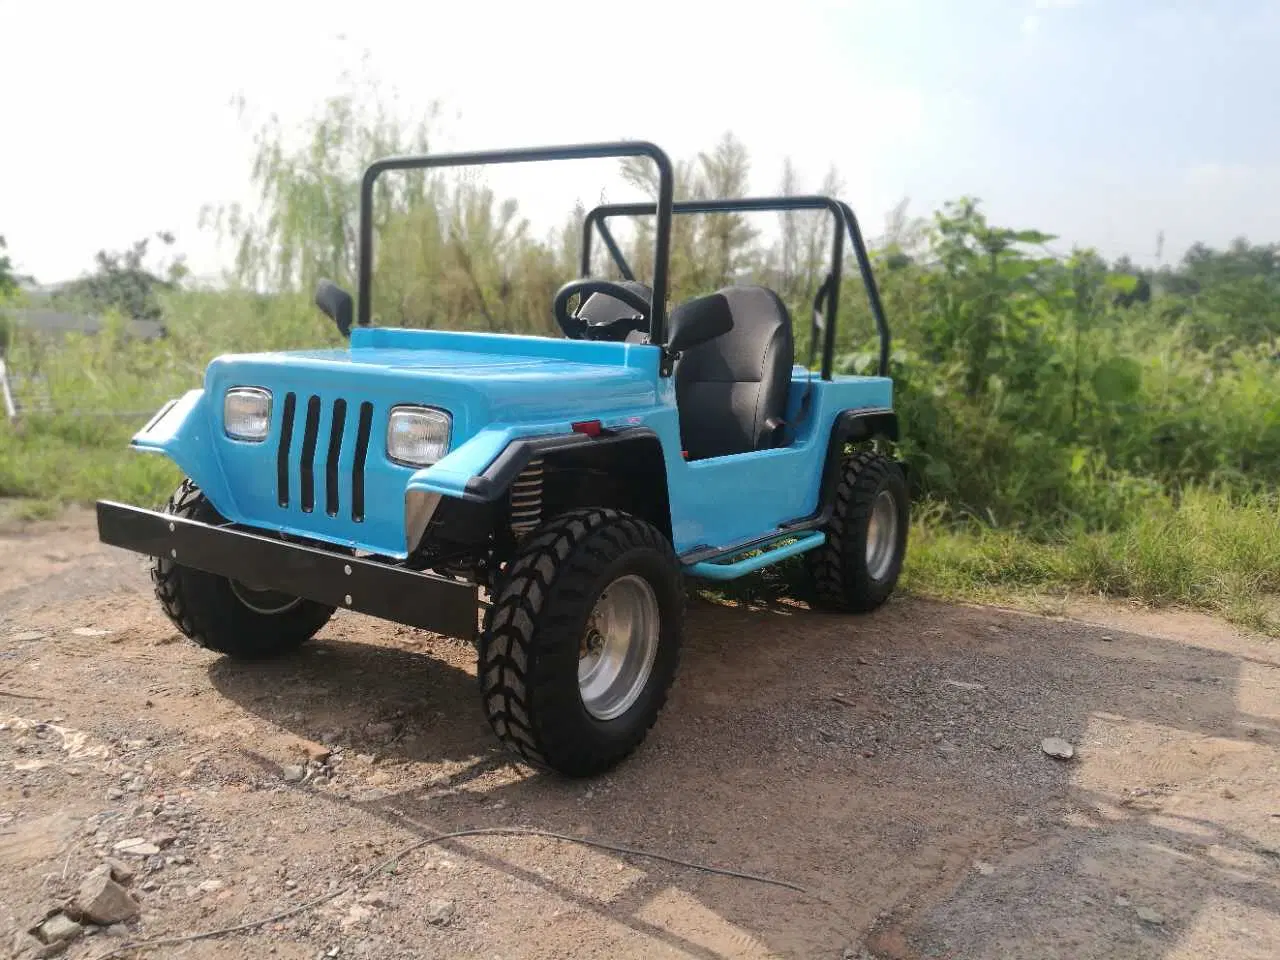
96, 500, 479, 642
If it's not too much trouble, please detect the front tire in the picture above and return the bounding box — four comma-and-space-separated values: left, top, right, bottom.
806, 450, 909, 612
479, 508, 684, 777
152, 479, 335, 659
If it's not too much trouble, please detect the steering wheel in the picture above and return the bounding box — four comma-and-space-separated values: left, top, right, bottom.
553, 279, 652, 341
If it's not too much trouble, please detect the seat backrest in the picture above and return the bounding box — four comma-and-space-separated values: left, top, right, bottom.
674, 285, 794, 460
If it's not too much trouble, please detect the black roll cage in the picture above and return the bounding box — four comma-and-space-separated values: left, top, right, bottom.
358, 141, 675, 341
582, 196, 890, 379
356, 142, 889, 379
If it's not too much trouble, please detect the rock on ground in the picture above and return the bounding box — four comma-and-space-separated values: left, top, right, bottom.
35, 913, 83, 945
112, 838, 160, 857
425, 899, 456, 925
74, 869, 141, 924
1040, 737, 1075, 760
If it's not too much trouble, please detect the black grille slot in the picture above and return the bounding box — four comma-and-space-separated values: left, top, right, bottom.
352, 402, 374, 522
299, 395, 322, 513
276, 392, 297, 507
325, 399, 347, 517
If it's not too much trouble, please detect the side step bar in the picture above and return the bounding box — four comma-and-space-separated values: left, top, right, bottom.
684, 531, 826, 582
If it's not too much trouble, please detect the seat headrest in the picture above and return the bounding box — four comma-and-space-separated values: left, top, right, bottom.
676, 285, 792, 380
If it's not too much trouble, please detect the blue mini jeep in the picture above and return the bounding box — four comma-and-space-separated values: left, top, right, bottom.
96, 142, 908, 777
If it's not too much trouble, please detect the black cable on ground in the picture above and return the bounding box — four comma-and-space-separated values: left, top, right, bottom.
92, 824, 814, 958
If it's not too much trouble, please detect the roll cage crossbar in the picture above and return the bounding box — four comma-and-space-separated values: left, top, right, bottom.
581, 196, 890, 379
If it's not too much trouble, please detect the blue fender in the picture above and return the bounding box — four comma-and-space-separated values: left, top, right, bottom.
128, 389, 237, 516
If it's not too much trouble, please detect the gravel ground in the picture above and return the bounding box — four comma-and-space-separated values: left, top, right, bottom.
1, 506, 1278, 959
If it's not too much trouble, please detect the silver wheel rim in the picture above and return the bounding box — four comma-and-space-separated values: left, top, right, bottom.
578, 574, 660, 721
229, 580, 303, 615
865, 490, 900, 582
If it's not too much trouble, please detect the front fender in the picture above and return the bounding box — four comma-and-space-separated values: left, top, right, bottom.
129, 389, 237, 514
402, 422, 668, 554
404, 423, 661, 503
401, 424, 571, 555
403, 425, 528, 502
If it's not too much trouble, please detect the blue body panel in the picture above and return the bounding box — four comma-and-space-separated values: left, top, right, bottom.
130, 326, 892, 567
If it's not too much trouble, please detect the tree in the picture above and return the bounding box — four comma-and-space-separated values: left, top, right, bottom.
1109, 255, 1151, 307
0, 236, 18, 355
921, 198, 1058, 397
0, 235, 18, 298
205, 84, 436, 296
55, 233, 186, 320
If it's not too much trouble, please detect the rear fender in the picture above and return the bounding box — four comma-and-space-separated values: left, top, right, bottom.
816, 408, 900, 517
128, 389, 236, 513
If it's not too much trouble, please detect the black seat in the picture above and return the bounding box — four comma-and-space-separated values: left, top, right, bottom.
674, 285, 794, 460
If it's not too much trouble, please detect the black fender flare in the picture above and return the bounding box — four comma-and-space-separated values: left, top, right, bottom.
461, 427, 664, 502
815, 407, 901, 520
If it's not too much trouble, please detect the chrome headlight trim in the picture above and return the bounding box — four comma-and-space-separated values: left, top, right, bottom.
386, 405, 452, 467
223, 387, 273, 442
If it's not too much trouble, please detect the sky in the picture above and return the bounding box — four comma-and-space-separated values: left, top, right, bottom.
2, 0, 1278, 286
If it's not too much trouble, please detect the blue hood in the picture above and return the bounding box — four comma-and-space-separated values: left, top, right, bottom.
151, 326, 668, 558
208, 326, 661, 438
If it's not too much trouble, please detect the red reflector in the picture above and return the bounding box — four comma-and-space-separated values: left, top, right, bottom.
571, 420, 603, 437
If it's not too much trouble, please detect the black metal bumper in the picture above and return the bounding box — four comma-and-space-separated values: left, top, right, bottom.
96, 500, 479, 641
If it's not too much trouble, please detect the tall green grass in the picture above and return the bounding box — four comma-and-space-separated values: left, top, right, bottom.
904, 489, 1280, 630
0, 291, 324, 512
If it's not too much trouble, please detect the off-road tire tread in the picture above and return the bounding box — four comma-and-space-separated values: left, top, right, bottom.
807, 450, 907, 612
480, 507, 683, 777
152, 478, 334, 658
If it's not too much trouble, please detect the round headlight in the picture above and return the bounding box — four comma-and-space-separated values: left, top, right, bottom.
224, 387, 272, 442
386, 406, 451, 466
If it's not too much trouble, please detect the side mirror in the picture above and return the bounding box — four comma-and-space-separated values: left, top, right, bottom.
667, 292, 733, 354
315, 279, 354, 338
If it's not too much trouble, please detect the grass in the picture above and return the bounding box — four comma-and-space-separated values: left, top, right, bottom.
0, 417, 181, 510
691, 488, 1280, 636
902, 489, 1280, 634
0, 496, 63, 525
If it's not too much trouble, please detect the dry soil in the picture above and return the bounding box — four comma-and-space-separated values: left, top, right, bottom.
2, 506, 1278, 959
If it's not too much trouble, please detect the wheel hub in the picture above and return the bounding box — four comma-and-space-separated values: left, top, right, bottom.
577, 574, 660, 721
865, 489, 900, 582
581, 627, 606, 657
229, 580, 303, 615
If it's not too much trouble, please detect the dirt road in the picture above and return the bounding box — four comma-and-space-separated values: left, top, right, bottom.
2, 507, 1278, 959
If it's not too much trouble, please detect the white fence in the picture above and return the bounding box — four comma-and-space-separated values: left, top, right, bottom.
0, 358, 15, 420
0, 357, 156, 423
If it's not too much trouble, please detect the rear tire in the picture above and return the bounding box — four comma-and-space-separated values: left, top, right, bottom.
806, 450, 909, 612
152, 479, 335, 659
479, 507, 683, 777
